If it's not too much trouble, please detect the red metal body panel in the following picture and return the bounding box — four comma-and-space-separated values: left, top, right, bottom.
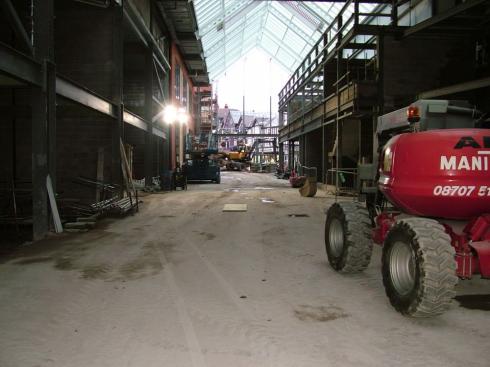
464, 214, 490, 278
372, 212, 396, 245
379, 129, 490, 220
470, 242, 490, 278
444, 224, 478, 279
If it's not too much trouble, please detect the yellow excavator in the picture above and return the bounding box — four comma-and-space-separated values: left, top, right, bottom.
217, 143, 255, 171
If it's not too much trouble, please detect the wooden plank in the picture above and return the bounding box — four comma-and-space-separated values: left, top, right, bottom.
119, 139, 138, 212
95, 147, 104, 202
46, 175, 62, 233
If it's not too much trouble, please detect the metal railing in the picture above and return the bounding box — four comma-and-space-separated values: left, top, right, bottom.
278, 0, 395, 108
327, 167, 358, 195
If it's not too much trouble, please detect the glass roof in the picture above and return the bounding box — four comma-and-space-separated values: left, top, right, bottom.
193, 1, 377, 80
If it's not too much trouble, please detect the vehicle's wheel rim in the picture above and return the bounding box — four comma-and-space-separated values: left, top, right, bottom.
329, 218, 344, 257
389, 241, 416, 295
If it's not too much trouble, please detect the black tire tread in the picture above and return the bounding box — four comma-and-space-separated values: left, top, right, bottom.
326, 202, 373, 273
383, 218, 457, 317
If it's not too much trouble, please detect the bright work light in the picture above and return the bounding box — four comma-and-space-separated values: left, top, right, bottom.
163, 105, 177, 124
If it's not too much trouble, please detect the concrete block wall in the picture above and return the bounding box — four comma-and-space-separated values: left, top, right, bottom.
0, 86, 33, 223
124, 124, 146, 180
304, 128, 323, 181
56, 105, 114, 204
123, 69, 145, 117
0, 87, 39, 219
153, 138, 165, 176
360, 117, 374, 163
54, 2, 119, 100
0, 88, 32, 185
0, 10, 14, 46
382, 33, 474, 111
340, 119, 360, 167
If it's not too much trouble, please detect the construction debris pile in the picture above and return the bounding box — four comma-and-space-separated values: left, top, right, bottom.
133, 177, 161, 193
60, 181, 139, 232
59, 140, 140, 233
250, 163, 276, 173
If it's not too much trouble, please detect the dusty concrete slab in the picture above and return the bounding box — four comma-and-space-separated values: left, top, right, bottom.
0, 172, 489, 367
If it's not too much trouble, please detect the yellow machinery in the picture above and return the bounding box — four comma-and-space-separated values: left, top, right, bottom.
217, 145, 253, 171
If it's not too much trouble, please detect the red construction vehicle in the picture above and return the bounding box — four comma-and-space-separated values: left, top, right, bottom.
324, 100, 490, 317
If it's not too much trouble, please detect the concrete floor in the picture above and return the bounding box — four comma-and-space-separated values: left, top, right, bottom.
0, 172, 489, 367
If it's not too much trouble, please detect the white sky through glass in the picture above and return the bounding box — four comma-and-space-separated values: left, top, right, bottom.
212, 48, 290, 116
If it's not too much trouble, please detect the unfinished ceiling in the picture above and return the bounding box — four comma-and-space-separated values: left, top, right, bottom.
156, 0, 209, 86
193, 0, 377, 80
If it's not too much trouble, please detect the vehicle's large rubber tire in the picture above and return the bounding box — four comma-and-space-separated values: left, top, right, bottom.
325, 202, 372, 273
215, 175, 221, 184
382, 218, 457, 317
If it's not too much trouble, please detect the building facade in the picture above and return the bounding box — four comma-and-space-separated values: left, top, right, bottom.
0, 0, 209, 240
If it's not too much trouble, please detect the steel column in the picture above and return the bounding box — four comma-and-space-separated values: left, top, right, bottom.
279, 142, 284, 169
112, 104, 123, 190
111, 3, 124, 188
144, 48, 154, 187
47, 61, 56, 191
31, 84, 48, 240
31, 0, 54, 240
163, 125, 170, 171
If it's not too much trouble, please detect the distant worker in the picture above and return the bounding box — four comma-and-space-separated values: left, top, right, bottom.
172, 162, 187, 190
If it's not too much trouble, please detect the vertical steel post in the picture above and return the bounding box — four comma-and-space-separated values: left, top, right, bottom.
31, 0, 54, 240
392, 0, 398, 26
374, 32, 384, 163
242, 95, 245, 134
335, 49, 341, 194
279, 142, 284, 169
322, 33, 328, 184
111, 2, 123, 189
47, 60, 56, 192
144, 48, 154, 187
31, 86, 48, 240
354, 0, 359, 27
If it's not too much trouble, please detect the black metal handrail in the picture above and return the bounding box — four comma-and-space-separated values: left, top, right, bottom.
278, 0, 394, 108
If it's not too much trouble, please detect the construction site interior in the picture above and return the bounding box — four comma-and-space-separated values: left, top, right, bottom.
1, 1, 490, 367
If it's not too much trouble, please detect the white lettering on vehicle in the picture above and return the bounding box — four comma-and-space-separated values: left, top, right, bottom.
433, 185, 490, 197
440, 155, 489, 171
